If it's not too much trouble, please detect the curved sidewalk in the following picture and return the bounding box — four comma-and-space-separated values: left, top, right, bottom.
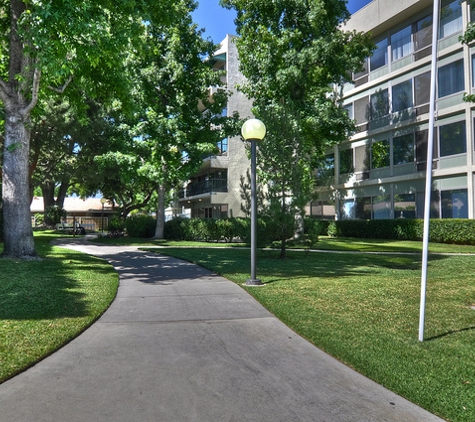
0, 240, 444, 422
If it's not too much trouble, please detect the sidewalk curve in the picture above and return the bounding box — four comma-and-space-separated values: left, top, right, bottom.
0, 239, 445, 422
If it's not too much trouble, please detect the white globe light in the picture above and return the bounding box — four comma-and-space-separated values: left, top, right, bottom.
241, 118, 266, 141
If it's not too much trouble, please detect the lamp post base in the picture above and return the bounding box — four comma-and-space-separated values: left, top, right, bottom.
245, 278, 264, 286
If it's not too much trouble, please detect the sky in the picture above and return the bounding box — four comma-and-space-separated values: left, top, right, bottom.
192, 0, 374, 44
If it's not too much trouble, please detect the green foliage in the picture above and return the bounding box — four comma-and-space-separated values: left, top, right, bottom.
324, 219, 475, 245
34, 213, 45, 226
108, 217, 126, 233
44, 205, 66, 226
303, 218, 326, 244
125, 215, 156, 238
222, 0, 374, 258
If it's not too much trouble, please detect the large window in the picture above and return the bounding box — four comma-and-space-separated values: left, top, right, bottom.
414, 15, 433, 51
371, 140, 390, 169
318, 154, 335, 178
370, 38, 388, 71
392, 80, 413, 112
394, 194, 416, 219
354, 97, 369, 125
356, 197, 371, 219
339, 149, 353, 174
441, 189, 468, 218
415, 72, 431, 106
439, 121, 466, 157
370, 89, 389, 120
373, 195, 391, 219
438, 60, 464, 98
393, 134, 414, 165
391, 26, 412, 61
439, 0, 463, 38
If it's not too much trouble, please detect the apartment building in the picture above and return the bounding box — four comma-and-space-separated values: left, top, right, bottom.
312, 0, 475, 220
178, 34, 253, 218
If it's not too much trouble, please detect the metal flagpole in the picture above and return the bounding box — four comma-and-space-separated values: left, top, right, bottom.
419, 0, 440, 342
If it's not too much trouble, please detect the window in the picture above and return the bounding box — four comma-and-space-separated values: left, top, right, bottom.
341, 200, 356, 219
393, 134, 414, 165
343, 103, 354, 120
371, 140, 390, 169
354, 96, 369, 125
356, 197, 372, 219
373, 195, 391, 219
414, 72, 431, 106
370, 89, 389, 120
394, 194, 416, 219
392, 80, 413, 112
370, 38, 388, 71
217, 138, 228, 154
339, 149, 353, 174
318, 154, 335, 178
441, 189, 468, 218
391, 26, 412, 61
354, 58, 368, 79
439, 121, 466, 157
439, 0, 463, 38
472, 55, 475, 87
414, 15, 433, 51
438, 60, 464, 98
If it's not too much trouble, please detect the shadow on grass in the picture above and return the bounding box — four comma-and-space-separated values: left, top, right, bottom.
425, 325, 475, 341
0, 235, 112, 321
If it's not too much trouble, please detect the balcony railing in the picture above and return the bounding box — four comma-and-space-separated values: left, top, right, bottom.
179, 178, 228, 199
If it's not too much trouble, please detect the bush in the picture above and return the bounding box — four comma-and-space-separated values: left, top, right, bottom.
108, 217, 126, 233
324, 218, 475, 245
45, 205, 66, 226
125, 214, 156, 238
303, 218, 327, 244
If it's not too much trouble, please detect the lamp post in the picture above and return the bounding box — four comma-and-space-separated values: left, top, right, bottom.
100, 197, 107, 233
241, 118, 266, 286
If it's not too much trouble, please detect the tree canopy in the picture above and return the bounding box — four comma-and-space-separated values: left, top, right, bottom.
221, 0, 374, 257
0, 0, 235, 256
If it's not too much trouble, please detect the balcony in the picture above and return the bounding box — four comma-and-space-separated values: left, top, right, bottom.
179, 178, 228, 199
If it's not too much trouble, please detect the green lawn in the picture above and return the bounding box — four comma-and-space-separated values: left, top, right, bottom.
0, 232, 118, 383
2, 233, 475, 421
148, 245, 475, 422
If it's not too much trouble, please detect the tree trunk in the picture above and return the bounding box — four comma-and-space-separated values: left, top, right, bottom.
154, 184, 165, 239
2, 109, 38, 259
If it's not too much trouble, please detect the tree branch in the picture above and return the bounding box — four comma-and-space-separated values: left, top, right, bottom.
21, 67, 41, 117
0, 76, 11, 103
48, 74, 74, 94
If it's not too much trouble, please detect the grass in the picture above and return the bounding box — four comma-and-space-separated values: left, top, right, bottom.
92, 234, 475, 254
2, 232, 475, 421
146, 245, 475, 422
0, 231, 119, 383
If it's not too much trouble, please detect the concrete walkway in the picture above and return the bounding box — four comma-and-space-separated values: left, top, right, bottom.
0, 239, 445, 422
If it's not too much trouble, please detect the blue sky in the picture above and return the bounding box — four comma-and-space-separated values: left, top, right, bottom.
192, 0, 373, 44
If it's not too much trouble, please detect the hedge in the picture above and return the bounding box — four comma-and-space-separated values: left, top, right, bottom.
164, 217, 475, 246
325, 218, 475, 245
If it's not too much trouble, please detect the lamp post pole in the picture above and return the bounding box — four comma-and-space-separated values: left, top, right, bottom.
241, 118, 266, 286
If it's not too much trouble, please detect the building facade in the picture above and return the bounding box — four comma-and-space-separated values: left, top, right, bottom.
178, 35, 253, 219
312, 0, 475, 220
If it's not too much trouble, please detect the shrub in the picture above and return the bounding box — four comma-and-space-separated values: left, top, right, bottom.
45, 205, 66, 226
303, 218, 326, 244
164, 217, 187, 240
108, 217, 126, 233
125, 214, 156, 238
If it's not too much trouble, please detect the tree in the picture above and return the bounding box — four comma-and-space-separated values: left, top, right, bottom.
134, 0, 237, 239
222, 0, 374, 257
0, 0, 176, 259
